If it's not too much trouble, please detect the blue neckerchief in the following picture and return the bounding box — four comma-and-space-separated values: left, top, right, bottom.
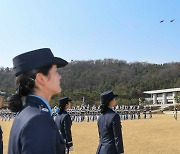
28, 94, 52, 116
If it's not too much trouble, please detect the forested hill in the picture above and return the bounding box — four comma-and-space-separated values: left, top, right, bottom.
0, 59, 180, 106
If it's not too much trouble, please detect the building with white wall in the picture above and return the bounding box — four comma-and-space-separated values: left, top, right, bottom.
144, 88, 180, 104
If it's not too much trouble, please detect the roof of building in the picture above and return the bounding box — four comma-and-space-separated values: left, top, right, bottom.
143, 88, 180, 94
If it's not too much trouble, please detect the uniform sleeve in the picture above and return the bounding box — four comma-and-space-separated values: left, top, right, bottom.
20, 114, 60, 154
97, 119, 101, 139
0, 127, 2, 154
0, 127, 2, 139
112, 114, 124, 154
63, 115, 73, 148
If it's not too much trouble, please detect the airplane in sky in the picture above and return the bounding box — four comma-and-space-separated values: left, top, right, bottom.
170, 19, 175, 22
160, 20, 164, 23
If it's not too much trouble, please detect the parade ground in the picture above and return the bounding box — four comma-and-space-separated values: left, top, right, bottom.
1, 114, 180, 154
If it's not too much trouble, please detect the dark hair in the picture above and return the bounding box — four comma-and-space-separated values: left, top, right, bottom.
58, 103, 67, 115
9, 65, 53, 112
100, 100, 110, 114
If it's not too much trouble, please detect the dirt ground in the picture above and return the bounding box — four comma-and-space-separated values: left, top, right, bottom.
1, 114, 180, 154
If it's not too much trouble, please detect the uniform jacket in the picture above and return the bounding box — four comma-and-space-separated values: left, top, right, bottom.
8, 95, 66, 154
97, 108, 124, 154
54, 111, 73, 149
0, 126, 3, 154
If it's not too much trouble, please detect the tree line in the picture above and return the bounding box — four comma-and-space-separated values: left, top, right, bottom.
0, 59, 180, 107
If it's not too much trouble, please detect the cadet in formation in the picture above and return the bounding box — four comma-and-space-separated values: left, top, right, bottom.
54, 97, 74, 153
8, 48, 68, 154
96, 90, 124, 154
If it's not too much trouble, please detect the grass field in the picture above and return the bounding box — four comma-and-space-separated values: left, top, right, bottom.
1, 114, 180, 154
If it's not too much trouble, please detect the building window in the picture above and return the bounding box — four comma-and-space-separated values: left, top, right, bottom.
167, 93, 173, 96
157, 94, 162, 97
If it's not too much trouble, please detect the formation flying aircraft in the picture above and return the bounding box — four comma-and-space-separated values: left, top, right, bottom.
160, 19, 175, 23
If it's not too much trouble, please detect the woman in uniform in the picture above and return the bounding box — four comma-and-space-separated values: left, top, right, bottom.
55, 97, 74, 154
96, 90, 124, 154
8, 48, 68, 154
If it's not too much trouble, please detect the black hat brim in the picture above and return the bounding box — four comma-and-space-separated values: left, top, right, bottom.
58, 97, 72, 105
114, 94, 118, 98
53, 57, 68, 68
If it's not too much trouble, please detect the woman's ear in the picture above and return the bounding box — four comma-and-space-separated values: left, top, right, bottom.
35, 73, 46, 86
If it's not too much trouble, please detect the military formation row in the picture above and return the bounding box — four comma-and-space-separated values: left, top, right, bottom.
52, 105, 153, 122
0, 109, 16, 121
0, 104, 152, 122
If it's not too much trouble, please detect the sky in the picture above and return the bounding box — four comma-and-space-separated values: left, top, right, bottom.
0, 0, 179, 67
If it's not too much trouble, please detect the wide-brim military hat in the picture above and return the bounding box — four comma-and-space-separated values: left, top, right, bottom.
58, 97, 72, 105
13, 48, 68, 76
100, 90, 118, 104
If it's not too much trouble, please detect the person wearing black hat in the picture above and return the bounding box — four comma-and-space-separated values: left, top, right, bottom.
8, 48, 68, 154
54, 97, 74, 154
96, 90, 124, 154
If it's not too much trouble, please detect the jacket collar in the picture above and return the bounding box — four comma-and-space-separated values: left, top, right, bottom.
25, 95, 52, 115
107, 107, 114, 112
60, 110, 68, 114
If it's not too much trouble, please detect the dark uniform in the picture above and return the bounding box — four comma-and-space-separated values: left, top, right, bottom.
0, 125, 3, 154
97, 108, 124, 154
55, 110, 73, 152
8, 95, 66, 154
174, 107, 178, 120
